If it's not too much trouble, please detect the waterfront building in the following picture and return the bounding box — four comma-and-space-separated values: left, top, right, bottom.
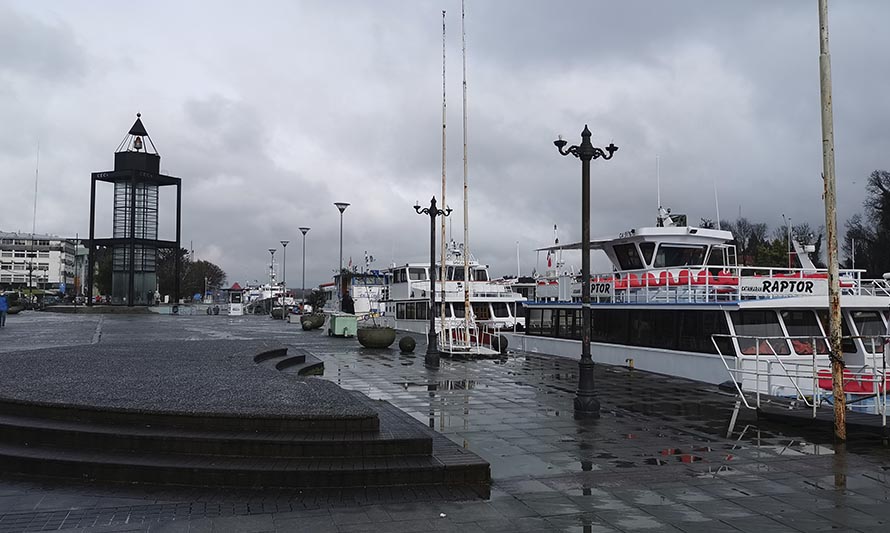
0, 231, 76, 294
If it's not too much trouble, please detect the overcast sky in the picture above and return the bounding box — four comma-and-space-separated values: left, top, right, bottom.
1, 0, 888, 288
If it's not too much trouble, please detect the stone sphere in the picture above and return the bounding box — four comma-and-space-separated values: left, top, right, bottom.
399, 336, 417, 353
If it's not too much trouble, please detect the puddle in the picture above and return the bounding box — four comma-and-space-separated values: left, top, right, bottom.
644, 458, 668, 466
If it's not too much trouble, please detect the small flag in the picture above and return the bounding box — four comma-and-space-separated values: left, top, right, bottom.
547, 250, 553, 268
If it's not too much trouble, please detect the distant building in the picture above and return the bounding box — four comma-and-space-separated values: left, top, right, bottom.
0, 231, 76, 293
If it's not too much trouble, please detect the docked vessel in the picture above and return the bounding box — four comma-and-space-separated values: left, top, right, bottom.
505, 210, 890, 406
381, 241, 525, 344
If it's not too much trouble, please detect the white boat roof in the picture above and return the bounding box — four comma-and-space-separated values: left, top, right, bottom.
535, 225, 734, 252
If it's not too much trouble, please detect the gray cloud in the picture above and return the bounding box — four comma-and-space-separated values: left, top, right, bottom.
1, 0, 888, 289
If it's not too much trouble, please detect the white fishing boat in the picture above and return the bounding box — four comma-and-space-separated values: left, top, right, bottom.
505, 208, 890, 414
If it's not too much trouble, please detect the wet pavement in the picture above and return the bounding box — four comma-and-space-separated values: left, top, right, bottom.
1, 311, 889, 532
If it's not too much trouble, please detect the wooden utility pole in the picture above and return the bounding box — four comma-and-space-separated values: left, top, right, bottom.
818, 0, 846, 441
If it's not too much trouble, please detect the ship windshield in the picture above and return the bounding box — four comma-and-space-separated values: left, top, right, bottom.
731, 310, 791, 355
780, 310, 829, 354
654, 244, 707, 268
614, 243, 643, 270
409, 268, 426, 281
852, 311, 885, 353
491, 302, 510, 318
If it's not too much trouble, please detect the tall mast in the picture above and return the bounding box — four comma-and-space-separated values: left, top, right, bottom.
440, 10, 448, 336
461, 0, 471, 339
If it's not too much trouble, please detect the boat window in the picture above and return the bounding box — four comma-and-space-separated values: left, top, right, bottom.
475, 269, 488, 281
614, 243, 643, 270
816, 311, 856, 353
780, 310, 829, 354
628, 310, 676, 349
491, 302, 510, 318
556, 309, 581, 340
409, 268, 426, 281
852, 311, 885, 353
416, 302, 427, 320
730, 310, 791, 355
396, 303, 406, 319
677, 310, 732, 355
592, 309, 629, 344
452, 302, 465, 318
405, 302, 416, 320
638, 242, 656, 265
654, 244, 707, 268
706, 246, 725, 266
472, 303, 491, 320
447, 267, 465, 281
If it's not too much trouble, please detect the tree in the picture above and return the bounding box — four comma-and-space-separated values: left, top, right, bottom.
156, 247, 227, 299
93, 246, 113, 295
699, 218, 716, 229
843, 170, 890, 277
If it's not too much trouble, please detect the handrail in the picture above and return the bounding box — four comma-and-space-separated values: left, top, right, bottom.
712, 333, 889, 426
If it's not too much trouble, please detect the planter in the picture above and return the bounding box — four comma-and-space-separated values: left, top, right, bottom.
357, 326, 396, 349
300, 313, 325, 331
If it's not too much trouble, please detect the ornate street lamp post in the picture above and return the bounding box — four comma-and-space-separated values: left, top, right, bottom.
554, 125, 618, 419
414, 196, 452, 368
334, 202, 350, 307
299, 227, 310, 305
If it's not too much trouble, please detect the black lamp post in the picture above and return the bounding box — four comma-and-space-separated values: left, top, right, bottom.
299, 227, 310, 305
414, 196, 452, 368
268, 248, 276, 314
554, 125, 618, 419
334, 202, 350, 306
280, 239, 289, 301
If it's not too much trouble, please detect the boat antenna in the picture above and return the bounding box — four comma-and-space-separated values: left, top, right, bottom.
440, 9, 448, 335
656, 154, 661, 213
461, 0, 472, 338
714, 180, 721, 230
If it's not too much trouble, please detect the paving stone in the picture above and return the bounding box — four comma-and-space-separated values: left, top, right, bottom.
1, 312, 889, 532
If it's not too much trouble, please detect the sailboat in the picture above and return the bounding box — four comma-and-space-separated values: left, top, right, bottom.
436, 1, 506, 357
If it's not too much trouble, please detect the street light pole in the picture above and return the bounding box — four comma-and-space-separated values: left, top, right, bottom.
281, 240, 289, 309
554, 125, 618, 419
415, 196, 452, 368
268, 248, 276, 315
334, 202, 350, 306
299, 227, 310, 306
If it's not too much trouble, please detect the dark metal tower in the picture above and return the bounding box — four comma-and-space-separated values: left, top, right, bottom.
87, 114, 182, 306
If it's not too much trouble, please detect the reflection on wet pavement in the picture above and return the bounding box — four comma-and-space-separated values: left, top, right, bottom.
1, 313, 888, 532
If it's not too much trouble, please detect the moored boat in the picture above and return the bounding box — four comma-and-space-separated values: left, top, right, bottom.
505, 210, 890, 409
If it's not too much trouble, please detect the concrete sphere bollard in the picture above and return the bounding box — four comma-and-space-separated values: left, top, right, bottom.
399, 336, 416, 353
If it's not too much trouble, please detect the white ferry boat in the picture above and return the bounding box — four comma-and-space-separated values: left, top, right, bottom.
381, 241, 525, 337
505, 211, 890, 405
319, 270, 389, 317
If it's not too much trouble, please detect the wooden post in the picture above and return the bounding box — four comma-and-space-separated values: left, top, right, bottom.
818, 0, 846, 441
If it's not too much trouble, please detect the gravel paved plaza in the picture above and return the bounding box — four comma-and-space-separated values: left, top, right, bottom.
0, 311, 888, 532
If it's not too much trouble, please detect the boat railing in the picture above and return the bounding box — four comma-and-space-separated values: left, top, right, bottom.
438, 320, 502, 357
583, 265, 877, 304
712, 333, 888, 427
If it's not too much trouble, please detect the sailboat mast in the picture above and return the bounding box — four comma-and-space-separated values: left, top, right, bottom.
461, 0, 471, 338
440, 10, 448, 338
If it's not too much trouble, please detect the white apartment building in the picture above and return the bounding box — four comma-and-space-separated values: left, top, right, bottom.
0, 231, 76, 294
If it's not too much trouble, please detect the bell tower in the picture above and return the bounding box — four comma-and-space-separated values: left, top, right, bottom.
87, 114, 182, 306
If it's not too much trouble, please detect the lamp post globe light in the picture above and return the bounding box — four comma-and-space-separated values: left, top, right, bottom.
268, 248, 276, 314
280, 240, 289, 309
334, 202, 350, 306
414, 196, 452, 368
299, 227, 310, 305
554, 125, 618, 419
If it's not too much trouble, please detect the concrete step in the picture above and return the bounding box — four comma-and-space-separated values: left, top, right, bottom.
0, 442, 489, 493
0, 413, 432, 459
